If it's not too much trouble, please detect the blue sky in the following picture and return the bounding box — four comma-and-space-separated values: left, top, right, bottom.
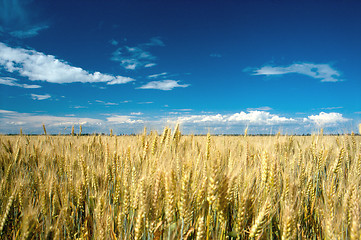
0, 0, 360, 134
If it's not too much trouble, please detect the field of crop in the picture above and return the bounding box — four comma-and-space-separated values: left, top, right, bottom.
0, 126, 360, 239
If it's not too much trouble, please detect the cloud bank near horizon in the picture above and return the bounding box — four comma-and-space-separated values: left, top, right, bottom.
0, 109, 353, 135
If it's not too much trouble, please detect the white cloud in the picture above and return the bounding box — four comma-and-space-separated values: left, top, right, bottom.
320, 106, 343, 110
10, 25, 49, 38
0, 109, 355, 135
251, 63, 342, 82
138, 102, 153, 104
247, 106, 272, 111
0, 77, 41, 88
106, 115, 144, 124
148, 72, 168, 79
177, 114, 225, 124
138, 80, 190, 90
304, 112, 349, 126
112, 46, 156, 70
0, 42, 135, 84
0, 110, 144, 134
131, 112, 143, 115
0, 109, 102, 129
175, 109, 193, 112
176, 111, 295, 125
111, 37, 164, 70
229, 111, 295, 124
107, 76, 134, 85
144, 63, 157, 68
31, 93, 51, 100
72, 106, 87, 109
95, 100, 118, 106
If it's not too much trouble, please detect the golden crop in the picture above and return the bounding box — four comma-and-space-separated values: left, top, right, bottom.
0, 127, 360, 239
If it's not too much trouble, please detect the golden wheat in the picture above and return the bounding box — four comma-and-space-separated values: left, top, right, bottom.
0, 128, 360, 239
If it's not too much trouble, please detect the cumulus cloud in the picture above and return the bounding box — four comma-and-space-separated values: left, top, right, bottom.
251, 63, 342, 82
0, 109, 355, 135
304, 112, 349, 126
111, 37, 164, 70
31, 93, 51, 100
106, 115, 144, 124
138, 80, 190, 90
228, 111, 295, 124
0, 42, 135, 84
176, 111, 295, 125
0, 76, 41, 88
107, 76, 134, 85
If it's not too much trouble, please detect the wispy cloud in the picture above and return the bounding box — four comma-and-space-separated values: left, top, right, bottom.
142, 37, 165, 47
250, 63, 342, 82
174, 109, 193, 112
0, 0, 48, 38
148, 72, 168, 79
72, 106, 87, 109
246, 106, 272, 111
144, 63, 157, 68
137, 80, 190, 91
111, 37, 164, 70
0, 0, 26, 26
210, 53, 222, 58
131, 112, 143, 115
320, 106, 343, 110
10, 25, 49, 38
304, 112, 349, 126
31, 93, 51, 100
112, 46, 156, 70
95, 100, 118, 106
110, 39, 118, 46
0, 77, 41, 88
138, 102, 153, 104
0, 42, 135, 84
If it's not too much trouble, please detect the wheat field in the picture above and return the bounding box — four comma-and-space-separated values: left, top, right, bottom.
0, 126, 360, 239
